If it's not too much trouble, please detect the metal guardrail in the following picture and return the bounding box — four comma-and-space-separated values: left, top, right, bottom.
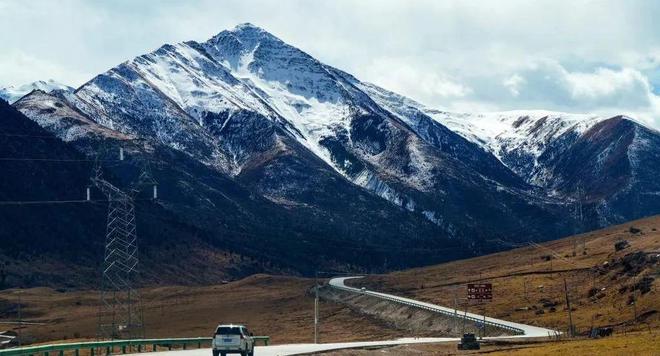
0, 336, 270, 356
330, 284, 525, 335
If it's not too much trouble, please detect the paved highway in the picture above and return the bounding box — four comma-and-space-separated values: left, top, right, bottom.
131, 276, 556, 355
329, 276, 557, 338
130, 338, 457, 356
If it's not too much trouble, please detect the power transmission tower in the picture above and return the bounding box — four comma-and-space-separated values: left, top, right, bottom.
91, 147, 157, 340
573, 186, 585, 256
563, 278, 574, 337
314, 274, 319, 344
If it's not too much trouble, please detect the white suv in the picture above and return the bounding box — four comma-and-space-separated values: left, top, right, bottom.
212, 324, 255, 356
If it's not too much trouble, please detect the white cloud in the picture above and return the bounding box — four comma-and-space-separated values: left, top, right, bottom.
503, 74, 525, 97
565, 68, 652, 106
361, 58, 471, 104
0, 50, 88, 86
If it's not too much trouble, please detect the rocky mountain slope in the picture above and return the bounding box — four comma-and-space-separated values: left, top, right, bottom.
5, 93, 454, 287
17, 25, 573, 243
426, 110, 660, 226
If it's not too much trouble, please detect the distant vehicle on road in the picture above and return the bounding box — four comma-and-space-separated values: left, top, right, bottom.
212, 324, 255, 356
457, 333, 480, 350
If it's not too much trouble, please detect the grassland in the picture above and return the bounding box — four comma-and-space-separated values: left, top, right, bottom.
355, 215, 660, 335
0, 275, 401, 345
0, 216, 657, 355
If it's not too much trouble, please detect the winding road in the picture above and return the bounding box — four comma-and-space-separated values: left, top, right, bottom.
130, 276, 557, 356
329, 276, 556, 338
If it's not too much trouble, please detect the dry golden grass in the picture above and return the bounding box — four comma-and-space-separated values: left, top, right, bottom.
0, 274, 401, 345
1, 215, 658, 352
357, 215, 660, 334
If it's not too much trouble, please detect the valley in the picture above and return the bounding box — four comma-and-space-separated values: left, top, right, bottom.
0, 216, 656, 353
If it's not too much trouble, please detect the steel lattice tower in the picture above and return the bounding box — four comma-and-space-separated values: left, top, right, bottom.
92, 148, 156, 340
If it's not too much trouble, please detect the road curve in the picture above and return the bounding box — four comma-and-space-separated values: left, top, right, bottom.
130, 277, 556, 356
329, 276, 557, 338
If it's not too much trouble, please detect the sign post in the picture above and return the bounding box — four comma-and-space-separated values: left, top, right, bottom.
467, 283, 493, 301
467, 283, 492, 339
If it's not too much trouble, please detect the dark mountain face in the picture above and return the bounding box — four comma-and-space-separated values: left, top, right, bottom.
8, 93, 468, 288
532, 116, 660, 225
0, 98, 294, 287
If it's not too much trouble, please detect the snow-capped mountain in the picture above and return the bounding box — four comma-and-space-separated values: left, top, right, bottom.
0, 79, 73, 103
426, 110, 603, 184
49, 23, 565, 240
11, 23, 660, 267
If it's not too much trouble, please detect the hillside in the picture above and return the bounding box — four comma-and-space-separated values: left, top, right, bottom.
353, 215, 660, 334
0, 98, 296, 287
2, 216, 657, 348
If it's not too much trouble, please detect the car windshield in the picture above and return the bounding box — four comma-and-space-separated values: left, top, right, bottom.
216, 327, 242, 335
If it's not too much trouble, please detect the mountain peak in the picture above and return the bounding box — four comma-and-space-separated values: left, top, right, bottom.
233, 22, 263, 31
209, 22, 278, 46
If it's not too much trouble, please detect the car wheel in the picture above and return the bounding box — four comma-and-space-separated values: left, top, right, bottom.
212, 350, 219, 356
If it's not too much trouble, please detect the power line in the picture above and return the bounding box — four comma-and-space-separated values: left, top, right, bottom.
0, 133, 67, 139
0, 199, 102, 206
0, 158, 119, 162
0, 198, 158, 206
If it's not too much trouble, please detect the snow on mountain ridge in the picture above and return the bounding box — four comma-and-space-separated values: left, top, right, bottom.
0, 80, 73, 103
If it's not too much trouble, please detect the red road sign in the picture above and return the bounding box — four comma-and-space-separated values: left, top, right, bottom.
467, 283, 492, 301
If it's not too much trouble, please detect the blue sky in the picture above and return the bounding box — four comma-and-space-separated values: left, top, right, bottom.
1, 0, 659, 127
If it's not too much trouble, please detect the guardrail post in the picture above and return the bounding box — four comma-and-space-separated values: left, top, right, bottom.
182, 343, 186, 350
168, 344, 172, 351
106, 346, 110, 355
197, 342, 201, 349
90, 347, 94, 356
44, 352, 49, 356
121, 345, 126, 354
137, 345, 142, 353
59, 350, 64, 356
152, 344, 156, 352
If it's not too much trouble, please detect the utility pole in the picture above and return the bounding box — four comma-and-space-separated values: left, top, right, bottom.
572, 238, 577, 257
574, 186, 585, 255
563, 278, 574, 337
314, 272, 319, 344
453, 287, 458, 334
17, 292, 21, 347
550, 258, 553, 273
632, 276, 638, 322
481, 311, 486, 339
461, 300, 469, 335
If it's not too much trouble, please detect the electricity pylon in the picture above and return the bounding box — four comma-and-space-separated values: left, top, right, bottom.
91, 147, 156, 340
